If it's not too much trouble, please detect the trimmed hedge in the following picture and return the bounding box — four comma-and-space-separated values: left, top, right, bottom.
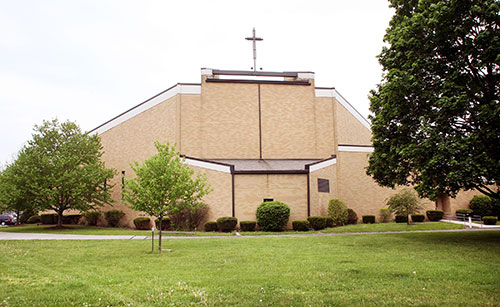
325, 217, 334, 228
308, 216, 328, 230
27, 215, 41, 224
256, 201, 291, 231
395, 215, 408, 223
362, 215, 376, 224
411, 214, 425, 223
84, 211, 101, 226
133, 217, 151, 230
482, 216, 498, 225
240, 221, 256, 232
426, 210, 444, 221
104, 210, 125, 227
217, 217, 238, 232
328, 198, 348, 226
347, 208, 358, 225
292, 220, 310, 231
204, 221, 218, 232
62, 214, 82, 225
155, 217, 171, 230
456, 209, 473, 215
40, 213, 58, 225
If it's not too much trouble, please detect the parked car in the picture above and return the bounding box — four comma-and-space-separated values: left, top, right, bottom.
0, 214, 16, 225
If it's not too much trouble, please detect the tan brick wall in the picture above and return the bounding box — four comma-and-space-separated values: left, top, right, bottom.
334, 99, 372, 145
309, 164, 336, 216
314, 97, 336, 157
179, 94, 202, 157
234, 174, 308, 228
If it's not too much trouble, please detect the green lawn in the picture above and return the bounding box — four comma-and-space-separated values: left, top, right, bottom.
1, 231, 500, 306
320, 221, 464, 233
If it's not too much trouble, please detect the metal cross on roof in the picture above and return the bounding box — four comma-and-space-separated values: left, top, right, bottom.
245, 28, 263, 72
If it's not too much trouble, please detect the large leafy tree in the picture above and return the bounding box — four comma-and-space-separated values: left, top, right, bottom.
16, 119, 115, 228
123, 142, 211, 252
367, 0, 500, 200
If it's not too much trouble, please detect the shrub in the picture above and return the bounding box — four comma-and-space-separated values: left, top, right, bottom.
204, 221, 218, 232
292, 220, 310, 231
411, 214, 425, 222
327, 199, 348, 226
62, 214, 82, 224
395, 215, 408, 223
456, 209, 473, 215
456, 209, 473, 221
426, 210, 444, 221
307, 216, 328, 230
169, 204, 208, 231
347, 208, 358, 225
84, 211, 101, 226
40, 213, 58, 225
217, 217, 238, 232
240, 221, 256, 232
26, 215, 41, 224
325, 217, 334, 228
379, 208, 392, 223
386, 188, 422, 220
469, 195, 493, 217
362, 215, 376, 224
104, 210, 125, 227
155, 217, 171, 230
482, 216, 498, 225
256, 201, 291, 231
133, 217, 151, 230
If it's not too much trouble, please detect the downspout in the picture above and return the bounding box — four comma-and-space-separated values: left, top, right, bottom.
306, 165, 310, 217
231, 166, 235, 218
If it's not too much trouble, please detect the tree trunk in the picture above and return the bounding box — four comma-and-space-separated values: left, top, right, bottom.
16, 209, 20, 225
57, 209, 64, 228
158, 218, 162, 253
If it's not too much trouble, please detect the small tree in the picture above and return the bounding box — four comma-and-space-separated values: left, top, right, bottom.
0, 161, 35, 225
327, 199, 348, 226
123, 142, 211, 252
386, 188, 423, 225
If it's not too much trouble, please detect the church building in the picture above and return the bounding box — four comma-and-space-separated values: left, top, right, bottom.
90, 68, 474, 227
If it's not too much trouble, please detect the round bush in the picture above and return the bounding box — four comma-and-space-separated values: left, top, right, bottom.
84, 211, 101, 226
104, 210, 125, 227
395, 215, 408, 223
328, 199, 348, 226
26, 215, 41, 224
133, 217, 151, 230
325, 217, 334, 228
40, 213, 58, 225
426, 210, 444, 221
482, 216, 497, 225
347, 208, 358, 225
362, 215, 376, 224
411, 214, 425, 223
307, 216, 328, 230
379, 208, 392, 223
204, 221, 218, 232
256, 201, 291, 231
240, 221, 256, 232
470, 195, 493, 217
155, 217, 171, 230
292, 220, 310, 231
217, 217, 238, 232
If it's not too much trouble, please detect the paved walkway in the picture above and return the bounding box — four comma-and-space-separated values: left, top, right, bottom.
1, 227, 499, 240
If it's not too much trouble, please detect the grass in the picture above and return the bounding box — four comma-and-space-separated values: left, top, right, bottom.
320, 221, 464, 233
1, 231, 499, 306
0, 225, 234, 236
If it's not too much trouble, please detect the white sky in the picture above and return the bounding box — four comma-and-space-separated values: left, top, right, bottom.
0, 0, 394, 164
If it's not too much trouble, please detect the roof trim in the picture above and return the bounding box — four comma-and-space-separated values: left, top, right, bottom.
306, 155, 337, 172
314, 88, 371, 130
89, 83, 201, 135
338, 145, 374, 153
205, 78, 311, 86
182, 156, 233, 174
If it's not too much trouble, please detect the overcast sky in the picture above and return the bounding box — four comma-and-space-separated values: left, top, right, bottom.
0, 0, 394, 164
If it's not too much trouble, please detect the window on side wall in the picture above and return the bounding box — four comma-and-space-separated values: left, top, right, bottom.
317, 178, 330, 193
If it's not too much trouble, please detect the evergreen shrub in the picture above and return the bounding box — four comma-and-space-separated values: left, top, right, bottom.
426, 210, 444, 221
307, 216, 328, 230
240, 221, 256, 232
469, 195, 493, 217
133, 217, 151, 230
411, 214, 425, 222
155, 217, 171, 230
362, 215, 376, 224
62, 214, 82, 224
327, 198, 348, 226
104, 210, 125, 227
204, 221, 218, 232
217, 217, 238, 232
325, 217, 334, 228
292, 220, 310, 231
26, 215, 41, 224
395, 215, 408, 223
347, 208, 358, 224
482, 216, 497, 225
84, 211, 101, 226
40, 213, 58, 225
256, 201, 291, 231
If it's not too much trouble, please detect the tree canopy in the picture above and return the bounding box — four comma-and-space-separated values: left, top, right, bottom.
0, 159, 35, 224
367, 0, 500, 200
9, 119, 115, 227
123, 142, 211, 251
